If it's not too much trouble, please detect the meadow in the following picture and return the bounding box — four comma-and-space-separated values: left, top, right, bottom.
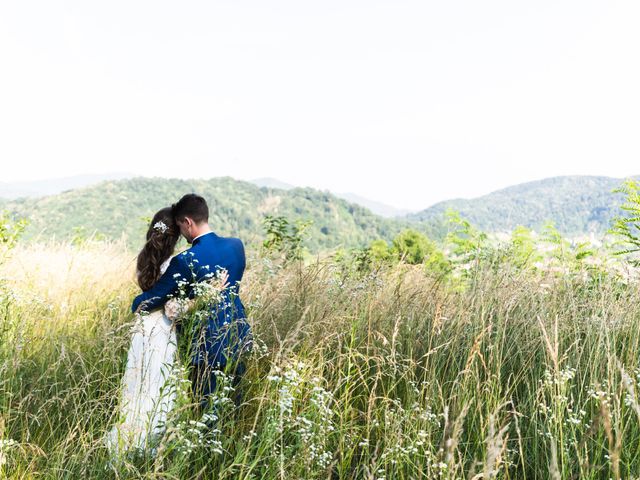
3, 215, 640, 479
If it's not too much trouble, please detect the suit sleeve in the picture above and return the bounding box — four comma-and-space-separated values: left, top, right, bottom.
131, 254, 189, 313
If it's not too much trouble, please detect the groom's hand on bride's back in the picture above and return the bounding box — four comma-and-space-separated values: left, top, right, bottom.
215, 269, 230, 291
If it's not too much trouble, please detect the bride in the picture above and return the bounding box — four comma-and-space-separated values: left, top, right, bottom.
105, 207, 181, 456
106, 206, 230, 457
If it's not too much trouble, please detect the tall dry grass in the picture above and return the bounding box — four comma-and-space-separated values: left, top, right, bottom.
1, 240, 640, 478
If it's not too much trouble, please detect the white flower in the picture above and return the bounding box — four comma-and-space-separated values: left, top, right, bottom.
153, 221, 168, 233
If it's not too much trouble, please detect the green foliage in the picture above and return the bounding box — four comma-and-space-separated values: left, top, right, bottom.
368, 239, 392, 263
509, 225, 543, 268
609, 179, 640, 264
445, 210, 488, 262
542, 222, 594, 266
262, 215, 311, 261
389, 229, 450, 277
0, 212, 27, 250
392, 229, 433, 264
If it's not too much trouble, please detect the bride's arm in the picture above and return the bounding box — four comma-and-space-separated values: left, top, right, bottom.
132, 254, 189, 313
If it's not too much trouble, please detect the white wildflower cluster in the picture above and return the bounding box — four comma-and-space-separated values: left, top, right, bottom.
565, 407, 587, 427
166, 265, 230, 326
242, 430, 258, 443
0, 438, 18, 467
170, 416, 223, 457
0, 287, 20, 305
268, 364, 301, 420
191, 275, 226, 306
620, 368, 640, 412
540, 367, 576, 388
208, 371, 236, 410
536, 367, 592, 445
299, 380, 335, 469
375, 397, 442, 472
156, 365, 226, 457
380, 434, 436, 467
381, 442, 447, 476
380, 441, 424, 465
586, 379, 611, 406
267, 361, 336, 471
165, 364, 192, 399
411, 401, 440, 425
253, 337, 270, 358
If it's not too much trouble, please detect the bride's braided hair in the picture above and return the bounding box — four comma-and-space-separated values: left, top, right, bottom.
136, 207, 180, 292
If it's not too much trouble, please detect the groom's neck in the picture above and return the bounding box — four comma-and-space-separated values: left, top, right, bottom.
191, 223, 211, 241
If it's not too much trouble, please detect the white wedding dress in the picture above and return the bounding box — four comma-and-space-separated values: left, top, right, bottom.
106, 258, 177, 456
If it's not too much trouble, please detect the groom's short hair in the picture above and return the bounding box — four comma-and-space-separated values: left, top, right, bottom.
172, 193, 209, 223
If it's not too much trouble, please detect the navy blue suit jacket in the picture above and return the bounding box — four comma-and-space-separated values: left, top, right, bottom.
131, 231, 250, 367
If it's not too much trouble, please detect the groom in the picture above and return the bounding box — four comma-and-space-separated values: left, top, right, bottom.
131, 193, 251, 409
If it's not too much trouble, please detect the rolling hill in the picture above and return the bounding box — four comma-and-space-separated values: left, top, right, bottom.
409, 175, 635, 235
2, 177, 437, 252
3, 175, 637, 252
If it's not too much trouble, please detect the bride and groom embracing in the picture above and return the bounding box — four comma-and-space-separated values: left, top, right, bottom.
106, 193, 252, 456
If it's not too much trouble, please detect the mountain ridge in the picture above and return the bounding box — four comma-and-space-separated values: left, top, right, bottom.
409, 175, 638, 234
2, 176, 434, 252
2, 175, 638, 252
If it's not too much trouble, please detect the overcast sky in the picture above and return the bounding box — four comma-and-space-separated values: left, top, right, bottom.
1, 1, 639, 210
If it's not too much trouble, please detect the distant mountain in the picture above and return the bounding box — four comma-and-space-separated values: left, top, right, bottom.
409, 175, 637, 234
0, 173, 133, 199
249, 178, 411, 218
250, 177, 296, 190
3, 177, 441, 251
335, 192, 412, 218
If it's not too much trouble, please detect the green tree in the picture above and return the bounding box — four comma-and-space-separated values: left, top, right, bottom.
445, 210, 488, 262
368, 239, 392, 263
609, 179, 640, 264
262, 215, 311, 261
0, 212, 27, 251
392, 229, 432, 264
510, 225, 542, 268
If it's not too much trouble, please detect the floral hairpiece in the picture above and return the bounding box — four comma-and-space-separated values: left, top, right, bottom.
153, 221, 169, 233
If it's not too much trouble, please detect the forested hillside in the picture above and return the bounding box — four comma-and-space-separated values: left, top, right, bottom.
4, 175, 636, 253
410, 175, 634, 234
2, 177, 438, 251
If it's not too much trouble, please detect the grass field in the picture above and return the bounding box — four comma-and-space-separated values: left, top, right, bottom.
2, 234, 640, 479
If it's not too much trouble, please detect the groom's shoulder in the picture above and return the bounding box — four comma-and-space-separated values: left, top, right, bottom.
224, 235, 245, 252
214, 233, 244, 248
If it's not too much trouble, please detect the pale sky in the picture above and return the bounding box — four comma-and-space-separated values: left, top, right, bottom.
1, 1, 639, 210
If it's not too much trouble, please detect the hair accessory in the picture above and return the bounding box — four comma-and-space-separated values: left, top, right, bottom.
153, 221, 169, 233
